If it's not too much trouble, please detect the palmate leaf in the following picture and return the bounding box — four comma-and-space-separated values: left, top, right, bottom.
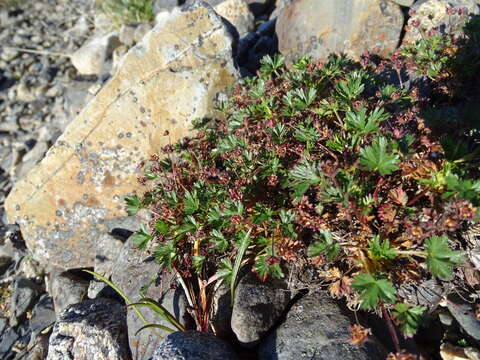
351, 273, 397, 309
131, 224, 153, 249
287, 161, 325, 198
425, 235, 464, 279
255, 255, 284, 281
393, 303, 426, 336
359, 137, 399, 176
368, 235, 397, 260
125, 194, 142, 216
183, 190, 199, 215
345, 107, 388, 134
307, 230, 340, 261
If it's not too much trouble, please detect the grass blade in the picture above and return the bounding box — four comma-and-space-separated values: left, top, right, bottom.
231, 229, 252, 305
135, 324, 176, 336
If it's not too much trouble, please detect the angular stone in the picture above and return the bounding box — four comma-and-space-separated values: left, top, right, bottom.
87, 216, 139, 298
5, 1, 239, 269
152, 331, 239, 360
111, 238, 192, 360
231, 272, 290, 348
276, 0, 404, 62
215, 0, 255, 38
70, 32, 121, 76
258, 293, 384, 360
49, 271, 89, 316
403, 0, 480, 44
46, 298, 129, 360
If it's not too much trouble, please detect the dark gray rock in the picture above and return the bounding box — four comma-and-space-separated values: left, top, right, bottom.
88, 216, 139, 298
0, 327, 19, 359
46, 298, 130, 360
210, 283, 233, 339
49, 270, 89, 316
152, 331, 238, 360
258, 293, 384, 360
30, 295, 56, 336
9, 275, 41, 326
231, 272, 290, 348
244, 0, 273, 16
276, 0, 404, 62
111, 238, 191, 360
447, 300, 480, 341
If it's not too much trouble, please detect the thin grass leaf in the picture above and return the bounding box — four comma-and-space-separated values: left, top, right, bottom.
135, 323, 176, 336
136, 297, 186, 332
231, 229, 252, 305
83, 270, 147, 325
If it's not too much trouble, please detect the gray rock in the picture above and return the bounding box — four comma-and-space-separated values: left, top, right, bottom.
88, 216, 139, 298
447, 300, 480, 341
0, 239, 16, 274
49, 270, 89, 316
276, 0, 404, 62
231, 272, 290, 348
70, 32, 121, 75
154, 0, 178, 13
0, 327, 20, 359
390, 0, 416, 6
214, 0, 255, 38
46, 298, 130, 360
152, 331, 239, 360
30, 295, 56, 336
111, 238, 191, 360
9, 275, 41, 327
258, 293, 383, 360
210, 283, 233, 338
134, 23, 153, 43
119, 23, 138, 47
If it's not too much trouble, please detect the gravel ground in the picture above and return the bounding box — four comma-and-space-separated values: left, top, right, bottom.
0, 0, 98, 230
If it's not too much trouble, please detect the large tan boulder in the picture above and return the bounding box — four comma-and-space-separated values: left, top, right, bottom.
276, 0, 404, 62
5, 1, 239, 269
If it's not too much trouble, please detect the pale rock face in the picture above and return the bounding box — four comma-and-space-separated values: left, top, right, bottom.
70, 31, 121, 75
403, 0, 480, 44
214, 0, 255, 37
276, 0, 404, 62
5, 1, 239, 269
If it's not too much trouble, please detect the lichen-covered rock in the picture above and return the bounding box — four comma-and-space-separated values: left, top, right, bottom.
276, 0, 404, 62
111, 238, 192, 360
258, 293, 384, 360
152, 331, 239, 360
4, 0, 239, 269
403, 0, 480, 44
46, 298, 129, 360
231, 272, 290, 348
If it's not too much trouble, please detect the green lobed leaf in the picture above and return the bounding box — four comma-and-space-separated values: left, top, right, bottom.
351, 273, 397, 309
425, 235, 464, 280
393, 303, 426, 336
359, 137, 399, 176
131, 224, 153, 249
307, 230, 340, 261
125, 194, 142, 216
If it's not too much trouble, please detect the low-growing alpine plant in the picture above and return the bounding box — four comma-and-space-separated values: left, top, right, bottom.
125, 13, 480, 351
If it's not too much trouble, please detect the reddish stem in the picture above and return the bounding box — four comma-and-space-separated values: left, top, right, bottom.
381, 303, 401, 353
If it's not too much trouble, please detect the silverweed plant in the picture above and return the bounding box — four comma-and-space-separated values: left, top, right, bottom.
125, 9, 480, 355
